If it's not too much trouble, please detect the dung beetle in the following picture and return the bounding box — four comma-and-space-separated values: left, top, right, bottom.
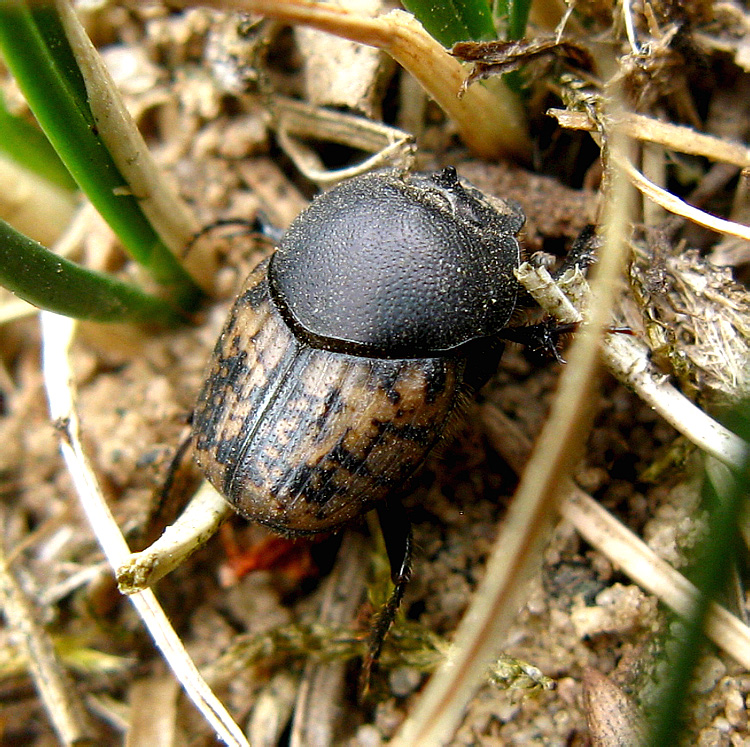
191, 166, 545, 684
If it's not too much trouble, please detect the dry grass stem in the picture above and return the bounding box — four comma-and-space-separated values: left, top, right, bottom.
623, 113, 750, 167
616, 152, 750, 241
246, 673, 299, 747
0, 543, 95, 745
603, 329, 747, 466
549, 109, 750, 168
126, 676, 181, 746
40, 311, 249, 747
270, 96, 415, 185
641, 141, 668, 225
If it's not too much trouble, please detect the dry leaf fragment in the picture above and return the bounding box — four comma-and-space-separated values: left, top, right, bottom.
452, 37, 595, 91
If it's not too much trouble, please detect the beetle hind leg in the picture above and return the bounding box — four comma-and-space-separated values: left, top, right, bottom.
359, 499, 413, 695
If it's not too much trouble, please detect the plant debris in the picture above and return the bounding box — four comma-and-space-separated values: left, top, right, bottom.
3, 0, 750, 744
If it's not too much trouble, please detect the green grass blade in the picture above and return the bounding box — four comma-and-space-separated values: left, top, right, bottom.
495, 0, 533, 40
0, 92, 77, 191
402, 0, 533, 45
0, 218, 183, 326
646, 406, 750, 745
31, 2, 89, 102
402, 0, 496, 46
0, 0, 201, 312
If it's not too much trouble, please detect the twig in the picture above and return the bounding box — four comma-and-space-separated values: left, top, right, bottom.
117, 481, 231, 594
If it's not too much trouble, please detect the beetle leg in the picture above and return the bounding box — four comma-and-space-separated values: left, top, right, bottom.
552, 224, 599, 278
145, 429, 196, 543
498, 321, 577, 363
360, 499, 413, 695
379, 499, 413, 589
183, 215, 280, 260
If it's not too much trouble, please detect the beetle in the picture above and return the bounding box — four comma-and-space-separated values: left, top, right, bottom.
190, 166, 566, 685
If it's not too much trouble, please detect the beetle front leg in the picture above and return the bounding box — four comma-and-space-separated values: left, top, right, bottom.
360, 499, 413, 695
498, 320, 578, 363
552, 223, 599, 279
